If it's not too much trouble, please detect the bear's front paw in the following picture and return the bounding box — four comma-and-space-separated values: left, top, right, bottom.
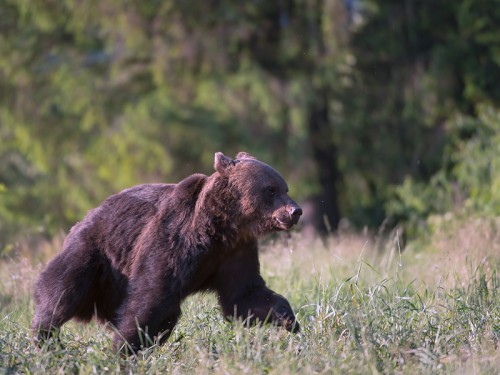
272, 309, 300, 333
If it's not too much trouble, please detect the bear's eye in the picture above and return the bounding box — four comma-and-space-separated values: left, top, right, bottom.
266, 187, 277, 197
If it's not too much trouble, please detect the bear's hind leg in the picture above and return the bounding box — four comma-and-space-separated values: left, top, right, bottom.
113, 292, 182, 354
31, 242, 101, 346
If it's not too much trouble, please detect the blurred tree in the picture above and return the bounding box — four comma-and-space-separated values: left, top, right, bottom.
344, 0, 500, 228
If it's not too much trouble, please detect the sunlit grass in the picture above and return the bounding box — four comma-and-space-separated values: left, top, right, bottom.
1, 221, 499, 373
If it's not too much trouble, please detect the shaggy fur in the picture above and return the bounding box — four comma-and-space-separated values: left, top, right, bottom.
32, 152, 302, 353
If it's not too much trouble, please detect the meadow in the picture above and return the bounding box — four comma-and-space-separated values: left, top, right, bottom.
1, 218, 499, 374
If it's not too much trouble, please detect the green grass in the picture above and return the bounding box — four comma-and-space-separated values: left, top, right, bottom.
1, 227, 500, 374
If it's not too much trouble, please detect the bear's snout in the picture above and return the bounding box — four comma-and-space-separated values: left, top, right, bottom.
273, 202, 302, 230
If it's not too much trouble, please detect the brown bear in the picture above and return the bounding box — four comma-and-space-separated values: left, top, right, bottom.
32, 152, 302, 353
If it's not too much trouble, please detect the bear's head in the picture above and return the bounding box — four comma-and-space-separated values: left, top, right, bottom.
214, 152, 302, 237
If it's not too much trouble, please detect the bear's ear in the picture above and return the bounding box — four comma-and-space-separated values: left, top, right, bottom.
214, 152, 236, 175
235, 152, 257, 160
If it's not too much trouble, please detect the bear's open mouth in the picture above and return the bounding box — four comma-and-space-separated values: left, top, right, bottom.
274, 217, 295, 231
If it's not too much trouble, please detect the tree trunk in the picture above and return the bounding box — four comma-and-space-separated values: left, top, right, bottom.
307, 88, 341, 234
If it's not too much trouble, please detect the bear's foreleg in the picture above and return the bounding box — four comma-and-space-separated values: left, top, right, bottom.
213, 240, 300, 332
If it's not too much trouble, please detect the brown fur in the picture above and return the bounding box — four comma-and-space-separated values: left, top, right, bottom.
32, 152, 302, 353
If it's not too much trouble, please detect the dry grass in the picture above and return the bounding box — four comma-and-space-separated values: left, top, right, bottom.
402, 216, 500, 288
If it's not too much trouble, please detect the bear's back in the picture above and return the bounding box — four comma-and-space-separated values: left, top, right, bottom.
74, 183, 176, 271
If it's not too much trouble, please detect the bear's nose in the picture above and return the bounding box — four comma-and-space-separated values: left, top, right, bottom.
289, 207, 302, 220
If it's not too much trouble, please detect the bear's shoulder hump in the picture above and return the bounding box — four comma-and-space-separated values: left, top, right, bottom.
174, 173, 207, 199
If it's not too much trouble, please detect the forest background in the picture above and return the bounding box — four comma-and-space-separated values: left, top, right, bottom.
1, 0, 499, 253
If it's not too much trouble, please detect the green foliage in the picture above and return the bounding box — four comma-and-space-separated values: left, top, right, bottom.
342, 0, 500, 227
450, 108, 500, 214
386, 106, 500, 237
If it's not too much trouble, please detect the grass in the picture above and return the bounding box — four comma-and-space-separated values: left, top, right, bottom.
1, 219, 499, 374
